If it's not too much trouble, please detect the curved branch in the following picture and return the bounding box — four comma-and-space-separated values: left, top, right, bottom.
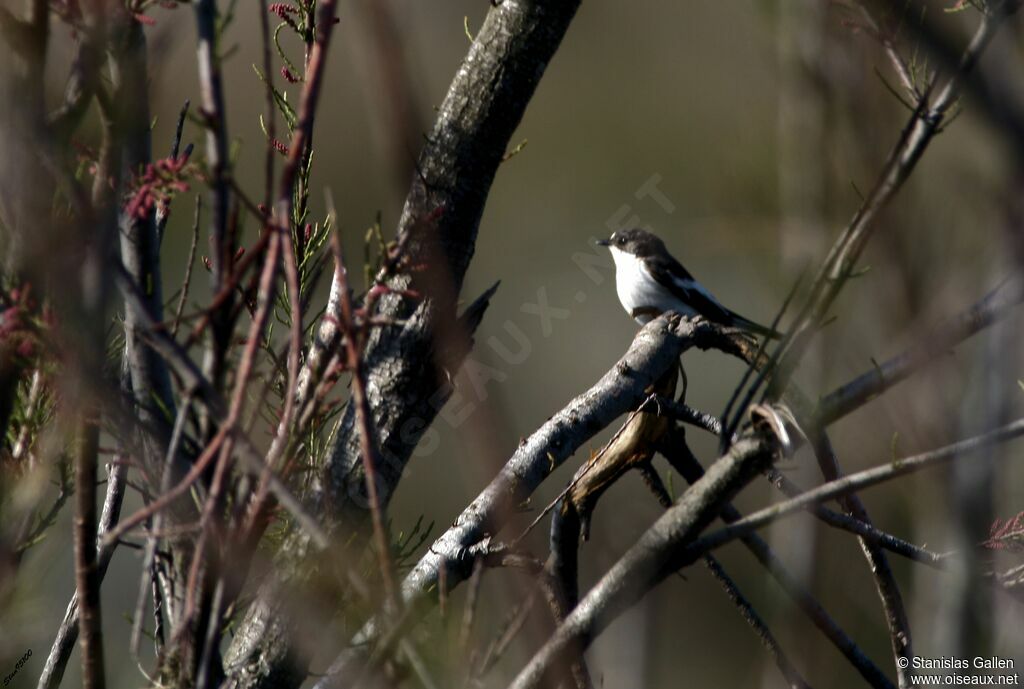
224, 4, 583, 685
507, 433, 778, 689
510, 416, 1024, 689
313, 316, 743, 685
401, 316, 734, 603
660, 434, 896, 689
321, 0, 582, 524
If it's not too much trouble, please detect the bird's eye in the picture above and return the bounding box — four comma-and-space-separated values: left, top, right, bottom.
616, 236, 626, 245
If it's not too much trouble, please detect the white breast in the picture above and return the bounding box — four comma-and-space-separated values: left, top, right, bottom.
609, 248, 696, 324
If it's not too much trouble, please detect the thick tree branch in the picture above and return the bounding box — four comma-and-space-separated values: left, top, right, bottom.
193, 0, 233, 394
510, 415, 1024, 689
508, 433, 779, 689
660, 433, 895, 689
312, 316, 744, 685
320, 0, 582, 529
401, 317, 735, 603
73, 419, 105, 689
38, 371, 131, 689
115, 21, 177, 437
225, 3, 582, 685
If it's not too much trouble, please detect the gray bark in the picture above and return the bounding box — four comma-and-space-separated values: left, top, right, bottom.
222, 2, 582, 687
311, 316, 748, 687
508, 434, 778, 689
322, 0, 583, 523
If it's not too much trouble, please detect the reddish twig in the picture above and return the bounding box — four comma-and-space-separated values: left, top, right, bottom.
328, 225, 401, 612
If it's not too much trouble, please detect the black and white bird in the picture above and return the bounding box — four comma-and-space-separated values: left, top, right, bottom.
597, 228, 778, 337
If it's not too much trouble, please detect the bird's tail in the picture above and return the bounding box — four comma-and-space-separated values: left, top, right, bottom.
730, 312, 782, 339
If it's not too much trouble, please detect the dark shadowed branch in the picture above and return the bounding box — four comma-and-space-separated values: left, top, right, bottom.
72, 419, 105, 689
685, 417, 1024, 564
659, 431, 895, 689
702, 554, 812, 689
507, 432, 779, 689
510, 415, 1024, 689
320, 0, 582, 528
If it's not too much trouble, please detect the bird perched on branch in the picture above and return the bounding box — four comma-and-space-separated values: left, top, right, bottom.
547, 229, 784, 585
598, 227, 778, 337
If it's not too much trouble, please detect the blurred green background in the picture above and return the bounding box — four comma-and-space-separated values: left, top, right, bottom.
5, 1, 1024, 687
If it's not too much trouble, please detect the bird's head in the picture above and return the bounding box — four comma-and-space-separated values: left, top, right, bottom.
596, 227, 665, 258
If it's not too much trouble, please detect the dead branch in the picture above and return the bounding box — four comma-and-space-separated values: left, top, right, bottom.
311, 315, 743, 686
507, 432, 779, 689
660, 431, 895, 689
690, 417, 1024, 560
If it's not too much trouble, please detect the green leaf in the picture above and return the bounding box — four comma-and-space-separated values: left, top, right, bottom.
252, 65, 298, 130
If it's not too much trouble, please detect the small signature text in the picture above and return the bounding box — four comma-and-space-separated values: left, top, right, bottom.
3, 649, 31, 687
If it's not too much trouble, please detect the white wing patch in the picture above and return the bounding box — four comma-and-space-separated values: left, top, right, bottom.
669, 274, 728, 313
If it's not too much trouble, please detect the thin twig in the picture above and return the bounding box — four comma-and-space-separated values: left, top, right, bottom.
114, 264, 332, 548
457, 557, 485, 652
660, 434, 895, 689
38, 450, 129, 689
328, 225, 401, 611
810, 432, 914, 686
857, 3, 920, 101
765, 467, 944, 567
815, 277, 1024, 425
689, 417, 1024, 560
769, 7, 1011, 397
653, 396, 723, 436
702, 554, 812, 689
171, 197, 201, 339
156, 100, 191, 245
131, 393, 193, 662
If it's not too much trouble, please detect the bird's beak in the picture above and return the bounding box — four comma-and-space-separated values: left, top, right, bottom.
595, 238, 611, 247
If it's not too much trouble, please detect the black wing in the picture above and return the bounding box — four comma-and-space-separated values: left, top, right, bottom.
645, 254, 779, 338
644, 254, 731, 324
